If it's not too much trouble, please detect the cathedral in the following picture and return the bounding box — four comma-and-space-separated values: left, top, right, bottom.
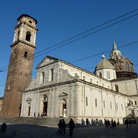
1, 15, 138, 124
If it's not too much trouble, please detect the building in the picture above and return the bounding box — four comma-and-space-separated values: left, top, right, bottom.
0, 97, 3, 113
1, 14, 38, 117
1, 15, 138, 124
20, 44, 138, 124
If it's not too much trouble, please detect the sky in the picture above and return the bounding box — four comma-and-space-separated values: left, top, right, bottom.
0, 0, 138, 97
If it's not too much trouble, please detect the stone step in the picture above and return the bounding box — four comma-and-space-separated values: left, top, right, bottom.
0, 117, 78, 127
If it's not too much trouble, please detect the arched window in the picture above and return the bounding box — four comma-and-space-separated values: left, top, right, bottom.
125, 62, 129, 71
106, 72, 110, 79
43, 95, 48, 101
95, 99, 97, 107
24, 51, 28, 58
49, 69, 54, 81
40, 72, 45, 83
86, 97, 88, 106
18, 31, 20, 39
25, 31, 31, 42
99, 72, 102, 77
115, 84, 119, 92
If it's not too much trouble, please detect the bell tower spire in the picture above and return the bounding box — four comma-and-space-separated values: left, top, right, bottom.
1, 14, 38, 117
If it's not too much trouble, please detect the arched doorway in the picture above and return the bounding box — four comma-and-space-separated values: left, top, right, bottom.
26, 98, 32, 116
43, 95, 48, 116
27, 103, 31, 116
60, 99, 67, 117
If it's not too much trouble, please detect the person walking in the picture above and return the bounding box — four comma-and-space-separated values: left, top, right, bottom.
107, 120, 110, 128
113, 120, 116, 128
69, 118, 75, 136
125, 119, 129, 128
61, 119, 66, 134
128, 119, 131, 127
57, 119, 62, 134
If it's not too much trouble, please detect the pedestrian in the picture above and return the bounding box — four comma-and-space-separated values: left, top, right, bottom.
107, 120, 110, 128
57, 119, 62, 134
69, 118, 75, 136
1, 123, 7, 133
104, 119, 108, 128
111, 119, 114, 128
62, 119, 66, 134
34, 112, 36, 117
86, 119, 89, 126
128, 119, 131, 127
113, 120, 116, 128
125, 119, 129, 128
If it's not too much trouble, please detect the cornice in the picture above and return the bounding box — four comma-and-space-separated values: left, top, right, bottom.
14, 21, 38, 30
10, 40, 36, 49
25, 79, 128, 97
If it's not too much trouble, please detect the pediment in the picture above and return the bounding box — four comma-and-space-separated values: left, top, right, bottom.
59, 92, 68, 97
36, 56, 59, 69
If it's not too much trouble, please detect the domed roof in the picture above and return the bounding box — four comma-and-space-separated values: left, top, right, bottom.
96, 59, 114, 70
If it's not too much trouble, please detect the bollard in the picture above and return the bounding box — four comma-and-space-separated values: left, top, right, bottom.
1, 123, 7, 133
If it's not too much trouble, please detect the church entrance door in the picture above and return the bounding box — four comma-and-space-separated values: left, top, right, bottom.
28, 106, 31, 116
60, 99, 67, 117
43, 102, 47, 116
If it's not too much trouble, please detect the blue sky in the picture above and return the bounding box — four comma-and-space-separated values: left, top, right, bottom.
0, 0, 138, 97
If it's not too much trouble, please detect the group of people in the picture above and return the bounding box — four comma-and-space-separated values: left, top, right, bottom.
34, 112, 47, 117
125, 119, 131, 128
105, 119, 117, 128
57, 118, 75, 136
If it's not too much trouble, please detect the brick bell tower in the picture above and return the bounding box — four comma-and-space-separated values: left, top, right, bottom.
1, 14, 38, 117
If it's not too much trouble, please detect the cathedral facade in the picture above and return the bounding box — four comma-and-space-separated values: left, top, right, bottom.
20, 43, 138, 124
1, 15, 138, 124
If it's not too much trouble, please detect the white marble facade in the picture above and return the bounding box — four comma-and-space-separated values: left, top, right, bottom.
21, 56, 138, 124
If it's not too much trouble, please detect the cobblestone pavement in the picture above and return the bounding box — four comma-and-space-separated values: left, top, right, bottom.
0, 124, 138, 138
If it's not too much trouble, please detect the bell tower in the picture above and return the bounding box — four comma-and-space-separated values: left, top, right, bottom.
1, 14, 38, 117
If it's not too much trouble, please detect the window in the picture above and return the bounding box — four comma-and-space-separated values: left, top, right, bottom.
86, 97, 88, 106
99, 72, 102, 77
43, 95, 48, 101
29, 20, 32, 23
106, 72, 110, 79
116, 103, 118, 110
49, 69, 54, 81
24, 51, 28, 58
125, 62, 129, 71
135, 101, 137, 105
25, 31, 31, 42
95, 99, 97, 107
110, 102, 112, 109
90, 79, 92, 83
7, 85, 11, 91
83, 76, 85, 80
115, 84, 119, 92
40, 72, 45, 83
18, 31, 20, 39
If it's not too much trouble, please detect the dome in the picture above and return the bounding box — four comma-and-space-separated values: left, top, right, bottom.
96, 59, 114, 70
